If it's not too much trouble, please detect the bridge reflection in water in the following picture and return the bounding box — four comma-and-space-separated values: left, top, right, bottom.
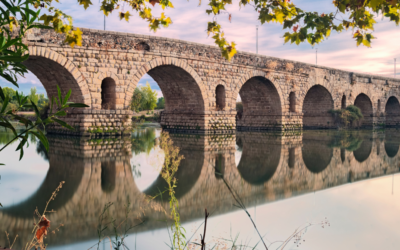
1, 129, 400, 248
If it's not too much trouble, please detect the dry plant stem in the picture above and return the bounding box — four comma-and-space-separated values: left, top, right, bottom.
24, 181, 65, 250
221, 177, 268, 250
5, 231, 18, 249
200, 209, 210, 250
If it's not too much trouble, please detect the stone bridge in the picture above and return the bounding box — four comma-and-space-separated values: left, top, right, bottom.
19, 28, 400, 135
1, 130, 400, 248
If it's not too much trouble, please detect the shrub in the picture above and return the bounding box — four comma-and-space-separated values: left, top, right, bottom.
329, 105, 363, 127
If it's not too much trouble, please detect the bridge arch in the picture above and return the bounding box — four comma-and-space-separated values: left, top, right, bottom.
302, 85, 334, 129
235, 71, 283, 129
354, 93, 373, 127
93, 72, 123, 109
24, 46, 91, 105
385, 96, 400, 127
126, 57, 208, 112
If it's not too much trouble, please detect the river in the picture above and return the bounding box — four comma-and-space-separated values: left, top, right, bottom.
1, 126, 400, 249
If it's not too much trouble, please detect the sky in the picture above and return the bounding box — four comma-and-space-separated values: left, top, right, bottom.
2, 0, 400, 98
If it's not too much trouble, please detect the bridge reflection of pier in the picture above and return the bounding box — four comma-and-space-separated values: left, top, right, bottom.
1, 130, 400, 247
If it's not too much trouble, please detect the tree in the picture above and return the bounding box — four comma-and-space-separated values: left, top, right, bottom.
131, 88, 143, 112
141, 83, 158, 111
29, 87, 39, 105
157, 97, 165, 109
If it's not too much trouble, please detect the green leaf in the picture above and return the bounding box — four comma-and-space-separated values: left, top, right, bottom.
19, 146, 24, 161
57, 85, 62, 107
0, 54, 29, 62
55, 110, 67, 117
0, 94, 9, 114
53, 118, 74, 130
31, 131, 49, 151
63, 89, 72, 105
50, 96, 55, 115
0, 87, 5, 101
30, 99, 40, 117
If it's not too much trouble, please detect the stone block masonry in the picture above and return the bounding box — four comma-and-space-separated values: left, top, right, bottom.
17, 27, 400, 135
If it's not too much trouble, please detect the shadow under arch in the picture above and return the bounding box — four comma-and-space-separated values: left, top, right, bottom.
384, 130, 400, 158
354, 93, 373, 127
385, 143, 399, 158
236, 133, 281, 185
353, 139, 373, 163
302, 132, 333, 173
146, 65, 205, 112
302, 85, 334, 129
143, 147, 204, 201
385, 96, 400, 127
237, 76, 282, 129
0, 155, 84, 218
23, 53, 88, 105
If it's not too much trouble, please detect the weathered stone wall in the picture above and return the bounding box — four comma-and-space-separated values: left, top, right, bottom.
16, 27, 400, 134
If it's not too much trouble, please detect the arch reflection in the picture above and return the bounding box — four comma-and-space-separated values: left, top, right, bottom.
236, 133, 280, 185
353, 139, 372, 163
143, 134, 204, 200
302, 132, 333, 173
384, 130, 400, 158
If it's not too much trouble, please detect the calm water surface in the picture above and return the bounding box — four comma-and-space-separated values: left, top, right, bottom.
1, 126, 400, 249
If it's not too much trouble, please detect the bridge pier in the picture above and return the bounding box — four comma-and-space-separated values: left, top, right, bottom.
47, 109, 134, 136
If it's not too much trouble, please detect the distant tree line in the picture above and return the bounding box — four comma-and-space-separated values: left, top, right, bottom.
130, 82, 165, 112
0, 87, 49, 113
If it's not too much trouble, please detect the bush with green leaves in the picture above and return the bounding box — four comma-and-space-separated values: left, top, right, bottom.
329, 105, 364, 127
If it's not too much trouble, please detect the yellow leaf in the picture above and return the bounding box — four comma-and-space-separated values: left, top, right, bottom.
124, 11, 132, 22
362, 38, 371, 47
275, 10, 285, 24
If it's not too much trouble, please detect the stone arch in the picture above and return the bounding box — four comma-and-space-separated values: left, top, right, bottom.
341, 95, 346, 109
215, 85, 226, 110
385, 96, 400, 127
93, 72, 123, 109
236, 71, 283, 129
101, 77, 117, 109
126, 58, 208, 112
354, 93, 373, 127
236, 70, 284, 108
23, 46, 91, 106
302, 85, 334, 129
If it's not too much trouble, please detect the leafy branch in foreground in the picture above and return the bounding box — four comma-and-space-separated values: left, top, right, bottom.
0, 85, 89, 164
1, 0, 82, 88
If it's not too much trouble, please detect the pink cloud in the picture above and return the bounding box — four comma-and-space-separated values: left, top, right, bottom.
40, 0, 400, 83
